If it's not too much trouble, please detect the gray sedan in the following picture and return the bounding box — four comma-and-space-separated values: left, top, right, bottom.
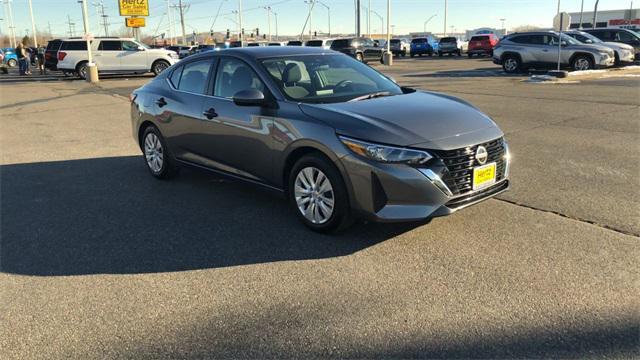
563, 30, 635, 65
131, 47, 510, 232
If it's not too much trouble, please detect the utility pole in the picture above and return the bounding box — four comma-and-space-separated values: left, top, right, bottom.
178, 0, 187, 44
67, 15, 75, 37
592, 0, 600, 29
27, 0, 37, 47
305, 0, 314, 39
238, 0, 243, 44
372, 10, 383, 34
443, 0, 447, 36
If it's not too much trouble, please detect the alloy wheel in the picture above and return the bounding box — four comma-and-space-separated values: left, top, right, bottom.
144, 132, 164, 173
294, 167, 335, 224
574, 58, 591, 71
154, 61, 169, 74
504, 58, 518, 72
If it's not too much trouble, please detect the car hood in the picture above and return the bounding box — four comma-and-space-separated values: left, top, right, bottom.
569, 43, 612, 53
602, 41, 634, 51
299, 91, 503, 150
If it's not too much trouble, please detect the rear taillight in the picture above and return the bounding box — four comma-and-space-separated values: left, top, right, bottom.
57, 52, 67, 61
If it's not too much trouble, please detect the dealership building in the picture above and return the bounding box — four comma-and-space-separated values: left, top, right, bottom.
568, 8, 639, 29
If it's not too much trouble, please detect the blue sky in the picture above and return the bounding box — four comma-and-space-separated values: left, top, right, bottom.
1, 0, 632, 39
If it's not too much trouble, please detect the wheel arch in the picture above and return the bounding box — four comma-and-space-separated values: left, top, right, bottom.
500, 51, 522, 63
568, 52, 595, 67
137, 120, 158, 150
150, 58, 170, 72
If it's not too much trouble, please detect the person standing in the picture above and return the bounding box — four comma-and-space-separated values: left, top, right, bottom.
16, 43, 27, 75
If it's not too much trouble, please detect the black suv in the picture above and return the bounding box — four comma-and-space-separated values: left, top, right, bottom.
584, 28, 640, 58
44, 39, 63, 70
330, 37, 383, 63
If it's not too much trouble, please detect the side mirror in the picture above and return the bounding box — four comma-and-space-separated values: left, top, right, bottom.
373, 43, 379, 47
233, 89, 266, 107
560, 41, 568, 47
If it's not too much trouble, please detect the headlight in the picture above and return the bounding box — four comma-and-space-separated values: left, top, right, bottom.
598, 51, 610, 57
339, 136, 432, 165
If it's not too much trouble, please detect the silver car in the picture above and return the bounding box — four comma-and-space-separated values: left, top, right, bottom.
493, 31, 615, 73
390, 38, 410, 57
563, 30, 635, 65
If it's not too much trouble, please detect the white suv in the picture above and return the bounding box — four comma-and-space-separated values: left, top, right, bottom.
56, 37, 179, 79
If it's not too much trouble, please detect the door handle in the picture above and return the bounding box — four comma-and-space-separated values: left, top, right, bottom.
203, 108, 218, 120
155, 97, 167, 107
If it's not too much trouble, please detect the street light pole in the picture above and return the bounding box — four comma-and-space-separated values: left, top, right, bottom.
6, 0, 17, 48
578, 0, 584, 29
592, 0, 600, 29
382, 0, 392, 66
443, 0, 447, 36
317, 1, 330, 37
27, 0, 38, 47
273, 12, 278, 40
238, 0, 244, 44
367, 0, 371, 36
264, 6, 272, 41
423, 14, 436, 34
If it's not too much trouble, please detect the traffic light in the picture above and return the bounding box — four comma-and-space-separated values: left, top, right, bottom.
226, 29, 230, 39
256, 28, 260, 36
314, 31, 317, 37
263, 34, 266, 39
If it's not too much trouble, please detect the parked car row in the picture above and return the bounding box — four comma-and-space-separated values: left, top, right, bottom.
493, 30, 636, 73
44, 37, 179, 79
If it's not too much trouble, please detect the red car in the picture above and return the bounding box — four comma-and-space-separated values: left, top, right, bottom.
467, 34, 499, 58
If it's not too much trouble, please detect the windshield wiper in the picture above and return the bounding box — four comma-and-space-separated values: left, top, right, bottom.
348, 91, 395, 102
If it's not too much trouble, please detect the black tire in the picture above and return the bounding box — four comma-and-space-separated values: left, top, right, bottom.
457, 50, 462, 56
355, 53, 363, 62
7, 58, 17, 67
410, 53, 415, 58
572, 54, 594, 71
76, 61, 88, 80
141, 125, 179, 179
288, 153, 352, 233
152, 60, 170, 76
468, 53, 473, 58
502, 54, 521, 73
418, 53, 422, 57
438, 52, 443, 57
613, 52, 620, 66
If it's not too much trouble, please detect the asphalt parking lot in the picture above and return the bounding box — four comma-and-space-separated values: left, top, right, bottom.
1, 57, 639, 359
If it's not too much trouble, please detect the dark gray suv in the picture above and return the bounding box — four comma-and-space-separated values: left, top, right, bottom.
131, 47, 510, 232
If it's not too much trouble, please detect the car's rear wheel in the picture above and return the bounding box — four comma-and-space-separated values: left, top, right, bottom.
355, 53, 363, 62
7, 58, 17, 67
502, 55, 521, 73
288, 154, 352, 233
572, 55, 593, 71
152, 60, 170, 76
76, 62, 88, 80
410, 53, 415, 58
141, 126, 179, 179
468, 53, 473, 58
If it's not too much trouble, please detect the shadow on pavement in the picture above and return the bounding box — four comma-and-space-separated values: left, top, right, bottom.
0, 156, 419, 276
405, 68, 524, 78
123, 306, 639, 358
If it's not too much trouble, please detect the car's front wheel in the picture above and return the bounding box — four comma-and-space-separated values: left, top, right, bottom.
7, 58, 17, 67
76, 62, 88, 79
152, 60, 170, 76
288, 154, 352, 233
141, 126, 179, 179
355, 53, 363, 62
572, 55, 593, 71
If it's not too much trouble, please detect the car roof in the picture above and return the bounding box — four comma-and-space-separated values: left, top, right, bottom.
204, 46, 332, 58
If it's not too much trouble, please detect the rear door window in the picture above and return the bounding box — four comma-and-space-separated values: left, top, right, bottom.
46, 40, 62, 51
169, 66, 183, 88
213, 57, 265, 98
98, 41, 122, 51
330, 39, 350, 48
616, 31, 634, 41
61, 41, 88, 51
177, 59, 214, 94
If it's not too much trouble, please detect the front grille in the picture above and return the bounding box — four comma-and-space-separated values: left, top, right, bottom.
431, 138, 507, 196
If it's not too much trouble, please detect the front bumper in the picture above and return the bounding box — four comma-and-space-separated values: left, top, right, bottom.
339, 149, 510, 222
596, 54, 616, 67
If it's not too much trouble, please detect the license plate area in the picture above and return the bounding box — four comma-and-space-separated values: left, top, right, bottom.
472, 162, 497, 190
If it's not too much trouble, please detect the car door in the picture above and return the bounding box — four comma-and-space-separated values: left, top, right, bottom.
161, 58, 216, 161
540, 34, 561, 63
94, 40, 121, 70
119, 40, 148, 71
198, 56, 274, 183
362, 38, 380, 61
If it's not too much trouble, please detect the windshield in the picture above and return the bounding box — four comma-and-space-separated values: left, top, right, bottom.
134, 41, 150, 49
559, 34, 580, 45
390, 39, 400, 44
440, 37, 457, 43
572, 32, 602, 43
261, 54, 402, 104
412, 38, 427, 44
306, 40, 323, 46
